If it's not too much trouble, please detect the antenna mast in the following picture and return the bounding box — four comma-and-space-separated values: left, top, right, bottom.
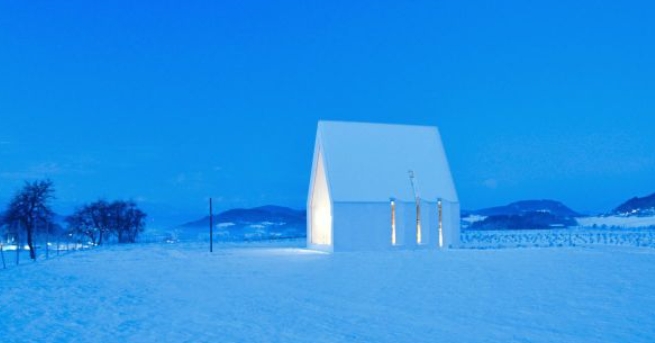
408, 170, 422, 244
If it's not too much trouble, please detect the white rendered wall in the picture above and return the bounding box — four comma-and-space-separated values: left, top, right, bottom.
327, 199, 459, 251
331, 202, 390, 252
442, 201, 461, 248
425, 200, 438, 247
380, 199, 459, 250
396, 200, 436, 248
419, 199, 432, 246
398, 201, 420, 249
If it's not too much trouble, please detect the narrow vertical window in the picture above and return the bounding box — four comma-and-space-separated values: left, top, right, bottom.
416, 198, 422, 244
438, 199, 443, 248
390, 199, 396, 245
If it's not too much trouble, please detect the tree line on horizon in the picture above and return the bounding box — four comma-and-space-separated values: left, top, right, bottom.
0, 179, 147, 260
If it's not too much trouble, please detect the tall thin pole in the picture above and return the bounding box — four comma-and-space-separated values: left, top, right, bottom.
16, 223, 20, 265
408, 170, 421, 244
46, 221, 49, 259
209, 198, 213, 253
1, 243, 6, 269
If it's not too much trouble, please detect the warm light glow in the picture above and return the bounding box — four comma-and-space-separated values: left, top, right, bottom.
438, 199, 443, 248
310, 149, 332, 246
391, 200, 396, 245
312, 205, 332, 245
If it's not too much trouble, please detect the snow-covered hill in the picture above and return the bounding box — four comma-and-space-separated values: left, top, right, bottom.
577, 192, 655, 229
611, 192, 655, 216
463, 196, 655, 230
463, 200, 580, 230
166, 205, 306, 242
1, 242, 654, 342
471, 199, 581, 217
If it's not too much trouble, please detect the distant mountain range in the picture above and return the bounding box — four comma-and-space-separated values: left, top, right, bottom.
464, 200, 580, 230
464, 193, 655, 230
169, 205, 306, 242
612, 193, 655, 217
467, 199, 581, 218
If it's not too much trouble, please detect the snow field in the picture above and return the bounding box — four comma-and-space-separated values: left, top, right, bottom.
577, 215, 655, 228
462, 228, 655, 249
1, 241, 654, 343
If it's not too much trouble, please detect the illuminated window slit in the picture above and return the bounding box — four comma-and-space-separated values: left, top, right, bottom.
391, 200, 396, 245
416, 198, 422, 244
438, 199, 443, 248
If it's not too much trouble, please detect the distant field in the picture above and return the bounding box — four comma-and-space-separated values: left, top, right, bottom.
577, 215, 655, 228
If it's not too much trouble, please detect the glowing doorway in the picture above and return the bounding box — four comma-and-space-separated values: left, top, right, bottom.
310, 150, 332, 245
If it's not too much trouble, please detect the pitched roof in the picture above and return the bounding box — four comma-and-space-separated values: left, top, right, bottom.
315, 121, 458, 203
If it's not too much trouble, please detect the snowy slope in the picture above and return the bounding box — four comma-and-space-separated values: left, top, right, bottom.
463, 200, 581, 230
1, 242, 655, 343
167, 206, 306, 242
612, 192, 655, 216
473, 199, 580, 217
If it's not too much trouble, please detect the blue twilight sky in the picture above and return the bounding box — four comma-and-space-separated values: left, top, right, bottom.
1, 0, 654, 225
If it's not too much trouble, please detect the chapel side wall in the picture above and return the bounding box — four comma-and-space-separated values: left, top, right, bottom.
329, 200, 453, 251
398, 200, 439, 249
442, 201, 461, 248
424, 200, 438, 247
332, 202, 391, 252
399, 201, 419, 249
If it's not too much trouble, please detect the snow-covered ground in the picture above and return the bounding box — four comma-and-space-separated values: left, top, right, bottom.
577, 215, 655, 228
462, 228, 655, 249
1, 240, 654, 343
462, 214, 655, 230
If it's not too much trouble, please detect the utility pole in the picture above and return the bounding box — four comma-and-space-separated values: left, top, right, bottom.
16, 224, 20, 265
1, 243, 6, 269
46, 220, 49, 259
209, 198, 213, 253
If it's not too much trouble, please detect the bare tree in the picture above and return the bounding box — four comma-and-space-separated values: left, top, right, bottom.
66, 200, 112, 245
66, 208, 99, 245
67, 199, 146, 244
110, 200, 146, 243
88, 200, 112, 245
4, 179, 55, 260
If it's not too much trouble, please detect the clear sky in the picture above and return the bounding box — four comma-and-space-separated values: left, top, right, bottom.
1, 0, 654, 225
